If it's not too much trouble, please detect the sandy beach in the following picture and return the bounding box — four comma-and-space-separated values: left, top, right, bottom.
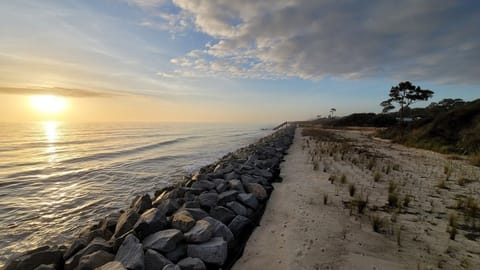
234, 127, 480, 270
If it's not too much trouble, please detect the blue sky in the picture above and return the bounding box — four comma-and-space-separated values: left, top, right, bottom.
0, 0, 479, 122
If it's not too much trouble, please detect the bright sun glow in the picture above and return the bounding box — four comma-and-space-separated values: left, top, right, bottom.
30, 95, 67, 114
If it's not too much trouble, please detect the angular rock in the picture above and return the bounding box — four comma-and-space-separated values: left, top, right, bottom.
191, 180, 215, 190
113, 209, 140, 239
236, 193, 259, 209
133, 208, 167, 239
96, 261, 127, 270
240, 175, 259, 185
155, 198, 180, 216
226, 201, 248, 217
215, 183, 228, 193
217, 190, 238, 204
100, 212, 122, 235
228, 215, 251, 238
184, 220, 213, 243
245, 183, 268, 201
223, 171, 237, 181
162, 265, 180, 270
209, 206, 235, 225
65, 238, 112, 270
4, 246, 63, 270
183, 201, 200, 209
33, 265, 55, 270
115, 234, 144, 270
252, 169, 273, 179
77, 250, 114, 270
228, 180, 245, 193
198, 193, 218, 209
164, 244, 187, 263
187, 237, 227, 265
144, 249, 172, 270
171, 210, 196, 232
177, 257, 206, 270
202, 217, 234, 243
183, 208, 208, 221
132, 194, 152, 214
64, 238, 88, 260
143, 229, 184, 253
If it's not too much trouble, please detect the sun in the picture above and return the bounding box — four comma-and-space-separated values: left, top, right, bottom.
30, 95, 67, 114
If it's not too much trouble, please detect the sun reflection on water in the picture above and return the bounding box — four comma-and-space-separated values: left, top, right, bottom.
43, 121, 59, 162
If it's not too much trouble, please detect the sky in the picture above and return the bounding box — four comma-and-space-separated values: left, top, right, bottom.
0, 0, 479, 123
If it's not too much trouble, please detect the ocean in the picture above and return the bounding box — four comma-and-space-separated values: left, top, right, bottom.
0, 122, 271, 266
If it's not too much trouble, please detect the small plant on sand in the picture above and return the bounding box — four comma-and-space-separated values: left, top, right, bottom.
312, 160, 319, 171
340, 174, 347, 184
385, 165, 391, 175
388, 192, 399, 208
374, 171, 381, 182
328, 174, 336, 184
447, 213, 458, 240
402, 195, 412, 207
354, 195, 369, 214
470, 152, 480, 167
323, 194, 328, 205
392, 164, 400, 171
367, 159, 376, 171
348, 183, 356, 197
396, 226, 402, 247
465, 195, 479, 226
388, 181, 397, 193
437, 178, 448, 189
371, 214, 384, 233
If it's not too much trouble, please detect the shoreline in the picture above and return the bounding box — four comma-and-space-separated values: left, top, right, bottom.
3, 126, 295, 270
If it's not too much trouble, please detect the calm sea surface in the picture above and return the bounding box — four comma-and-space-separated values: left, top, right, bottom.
0, 122, 271, 266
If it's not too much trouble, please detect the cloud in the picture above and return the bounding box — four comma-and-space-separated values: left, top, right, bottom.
0, 86, 117, 98
158, 0, 480, 83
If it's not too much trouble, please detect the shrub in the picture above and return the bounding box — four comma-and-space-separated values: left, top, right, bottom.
374, 172, 381, 182
323, 194, 328, 205
348, 183, 356, 197
403, 195, 411, 207
388, 181, 397, 193
388, 192, 399, 207
470, 152, 480, 167
354, 195, 368, 214
340, 174, 347, 184
371, 215, 384, 233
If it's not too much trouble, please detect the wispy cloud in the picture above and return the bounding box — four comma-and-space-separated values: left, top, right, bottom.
0, 86, 117, 98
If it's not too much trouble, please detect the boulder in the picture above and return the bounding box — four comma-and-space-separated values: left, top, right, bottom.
245, 183, 268, 201
144, 249, 172, 270
171, 210, 196, 232
96, 261, 127, 270
142, 229, 184, 253
215, 183, 228, 193
64, 238, 88, 260
209, 206, 235, 225
65, 238, 112, 270
202, 217, 234, 243
228, 180, 245, 193
177, 257, 206, 270
164, 244, 187, 263
187, 237, 227, 266
133, 208, 167, 239
162, 265, 180, 270
226, 201, 248, 217
183, 201, 200, 209
132, 194, 152, 214
252, 169, 273, 179
191, 180, 215, 190
77, 250, 114, 270
183, 208, 208, 221
115, 234, 144, 270
228, 215, 252, 238
217, 190, 238, 205
184, 220, 213, 243
223, 171, 237, 181
198, 193, 218, 209
4, 246, 63, 270
236, 193, 259, 209
113, 210, 140, 239
100, 212, 122, 235
155, 199, 180, 216
33, 265, 55, 270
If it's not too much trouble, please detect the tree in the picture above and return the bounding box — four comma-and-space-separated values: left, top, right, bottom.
329, 108, 336, 118
380, 81, 434, 122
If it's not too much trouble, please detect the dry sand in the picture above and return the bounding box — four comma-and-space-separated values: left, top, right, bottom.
233, 127, 480, 270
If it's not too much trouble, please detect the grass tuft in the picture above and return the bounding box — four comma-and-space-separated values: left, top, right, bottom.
348, 183, 356, 197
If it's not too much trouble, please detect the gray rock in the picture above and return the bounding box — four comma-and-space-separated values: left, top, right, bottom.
217, 190, 238, 204
132, 194, 152, 214
187, 237, 227, 265
77, 250, 115, 270
115, 234, 144, 270
183, 201, 200, 209
184, 220, 213, 243
211, 178, 225, 186
33, 265, 55, 270
223, 171, 237, 181
198, 193, 218, 209
228, 180, 245, 193
171, 210, 196, 232
181, 187, 203, 196
155, 199, 180, 216
209, 206, 235, 225
144, 249, 172, 270
65, 238, 112, 270
177, 257, 206, 270
164, 244, 187, 263
133, 208, 167, 239
96, 261, 127, 270
228, 215, 251, 238
226, 201, 248, 216
100, 212, 122, 235
183, 208, 208, 221
236, 193, 259, 209
201, 217, 234, 243
4, 247, 63, 270
240, 175, 258, 185
113, 210, 140, 239
252, 169, 273, 179
162, 265, 180, 270
64, 238, 88, 260
245, 183, 268, 201
142, 229, 184, 253
215, 183, 228, 193
191, 180, 215, 190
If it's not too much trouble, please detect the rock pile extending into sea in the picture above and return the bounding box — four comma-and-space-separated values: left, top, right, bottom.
4, 126, 295, 270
